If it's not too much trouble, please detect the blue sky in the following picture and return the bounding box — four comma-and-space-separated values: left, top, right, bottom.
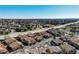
0, 5, 79, 19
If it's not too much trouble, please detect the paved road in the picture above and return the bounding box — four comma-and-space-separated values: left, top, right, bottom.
0, 28, 51, 40
0, 21, 79, 40
53, 21, 79, 29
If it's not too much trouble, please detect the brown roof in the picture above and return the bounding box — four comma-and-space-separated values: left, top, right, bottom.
28, 47, 39, 54
51, 39, 63, 46
4, 36, 16, 44
28, 47, 46, 54
46, 46, 62, 54
38, 47, 46, 54
41, 32, 52, 38
25, 37, 36, 45
34, 32, 42, 36
18, 34, 27, 39
0, 43, 7, 53
35, 36, 43, 42
8, 42, 21, 51
60, 42, 76, 54
27, 33, 36, 37
18, 35, 36, 45
68, 38, 79, 49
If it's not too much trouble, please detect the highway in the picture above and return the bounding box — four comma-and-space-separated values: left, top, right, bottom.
53, 21, 79, 29
0, 21, 79, 40
0, 28, 52, 40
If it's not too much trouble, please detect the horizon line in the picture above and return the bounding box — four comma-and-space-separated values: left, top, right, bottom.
0, 18, 79, 19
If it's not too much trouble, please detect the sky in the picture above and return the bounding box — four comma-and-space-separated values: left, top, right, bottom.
0, 5, 79, 19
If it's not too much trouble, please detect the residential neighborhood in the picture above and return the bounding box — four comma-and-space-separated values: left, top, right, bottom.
0, 19, 78, 54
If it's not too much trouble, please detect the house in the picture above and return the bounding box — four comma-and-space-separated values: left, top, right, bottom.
46, 29, 61, 37
51, 39, 63, 46
8, 42, 22, 51
46, 46, 62, 54
67, 37, 79, 49
17, 35, 36, 45
28, 47, 39, 54
0, 43, 7, 54
38, 47, 46, 54
35, 36, 43, 42
41, 32, 52, 38
59, 42, 76, 54
4, 36, 16, 44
